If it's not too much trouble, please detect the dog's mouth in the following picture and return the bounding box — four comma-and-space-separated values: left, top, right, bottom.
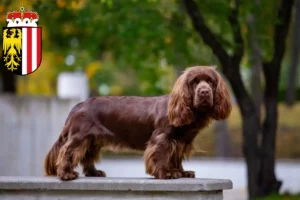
194, 98, 213, 110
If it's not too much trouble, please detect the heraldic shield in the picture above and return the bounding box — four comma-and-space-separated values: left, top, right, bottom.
3, 27, 42, 75
2, 7, 42, 76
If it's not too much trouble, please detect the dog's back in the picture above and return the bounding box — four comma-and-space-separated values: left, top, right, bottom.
81, 95, 169, 149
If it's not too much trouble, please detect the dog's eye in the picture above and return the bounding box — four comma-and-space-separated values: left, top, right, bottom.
205, 79, 211, 84
206, 80, 215, 88
190, 78, 199, 86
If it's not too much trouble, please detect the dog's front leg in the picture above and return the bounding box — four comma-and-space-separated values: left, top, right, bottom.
144, 133, 182, 179
177, 144, 195, 178
177, 160, 195, 178
168, 143, 195, 178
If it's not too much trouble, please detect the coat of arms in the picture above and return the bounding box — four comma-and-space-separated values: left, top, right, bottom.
2, 6, 42, 75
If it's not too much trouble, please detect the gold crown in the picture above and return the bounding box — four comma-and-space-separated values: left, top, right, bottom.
7, 7, 39, 21
6, 7, 39, 27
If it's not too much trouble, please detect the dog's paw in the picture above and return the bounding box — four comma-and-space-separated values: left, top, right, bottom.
58, 171, 79, 181
85, 170, 106, 177
182, 170, 195, 178
171, 169, 184, 178
156, 169, 182, 179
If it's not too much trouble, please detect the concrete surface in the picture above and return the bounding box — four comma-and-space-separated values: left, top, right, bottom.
0, 176, 232, 191
0, 190, 223, 200
0, 176, 232, 200
94, 156, 300, 196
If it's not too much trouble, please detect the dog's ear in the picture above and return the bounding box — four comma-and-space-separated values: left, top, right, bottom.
212, 72, 232, 120
168, 71, 194, 127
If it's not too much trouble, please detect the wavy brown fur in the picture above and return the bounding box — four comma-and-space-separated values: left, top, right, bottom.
44, 66, 232, 180
44, 139, 61, 176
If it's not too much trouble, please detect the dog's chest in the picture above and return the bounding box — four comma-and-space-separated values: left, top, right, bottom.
169, 126, 198, 143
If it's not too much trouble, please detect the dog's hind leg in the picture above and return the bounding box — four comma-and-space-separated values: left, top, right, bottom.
56, 135, 90, 181
80, 140, 106, 177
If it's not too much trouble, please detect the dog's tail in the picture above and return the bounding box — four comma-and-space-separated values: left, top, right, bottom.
44, 140, 60, 176
44, 125, 69, 176
44, 134, 65, 176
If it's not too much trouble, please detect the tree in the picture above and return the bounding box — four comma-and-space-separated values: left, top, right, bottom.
182, 0, 294, 198
285, 0, 300, 106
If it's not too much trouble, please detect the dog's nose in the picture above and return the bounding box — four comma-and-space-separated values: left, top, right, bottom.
200, 89, 210, 97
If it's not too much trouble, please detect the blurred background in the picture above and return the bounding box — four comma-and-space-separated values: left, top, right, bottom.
0, 0, 299, 199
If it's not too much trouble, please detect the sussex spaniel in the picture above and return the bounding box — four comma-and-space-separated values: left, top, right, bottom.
44, 66, 232, 180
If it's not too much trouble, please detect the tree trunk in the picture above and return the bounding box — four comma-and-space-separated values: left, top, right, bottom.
259, 0, 294, 194
242, 113, 261, 197
285, 0, 300, 106
260, 98, 282, 194
259, 64, 282, 195
225, 68, 261, 198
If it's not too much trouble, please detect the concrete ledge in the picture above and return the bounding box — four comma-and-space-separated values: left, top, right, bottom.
0, 176, 232, 200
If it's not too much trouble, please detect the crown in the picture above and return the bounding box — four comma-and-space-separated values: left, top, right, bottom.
6, 7, 39, 27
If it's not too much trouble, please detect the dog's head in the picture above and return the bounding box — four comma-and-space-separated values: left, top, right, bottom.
167, 66, 232, 127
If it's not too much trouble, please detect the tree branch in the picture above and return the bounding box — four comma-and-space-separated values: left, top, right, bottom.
271, 0, 294, 68
228, 0, 244, 65
182, 0, 230, 67
285, 0, 300, 105
262, 0, 294, 94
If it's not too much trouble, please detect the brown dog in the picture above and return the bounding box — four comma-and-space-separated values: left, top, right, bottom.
44, 66, 232, 180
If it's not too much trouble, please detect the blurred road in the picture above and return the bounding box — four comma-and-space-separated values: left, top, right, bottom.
92, 156, 300, 200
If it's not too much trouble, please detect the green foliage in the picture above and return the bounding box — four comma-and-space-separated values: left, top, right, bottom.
20, 0, 294, 96
31, 0, 216, 96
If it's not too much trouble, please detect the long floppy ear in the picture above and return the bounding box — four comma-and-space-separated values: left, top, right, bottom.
167, 71, 194, 127
212, 72, 232, 120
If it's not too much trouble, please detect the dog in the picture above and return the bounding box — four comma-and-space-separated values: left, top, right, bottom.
44, 66, 232, 180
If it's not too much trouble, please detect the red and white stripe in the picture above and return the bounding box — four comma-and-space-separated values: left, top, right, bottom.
21, 27, 42, 75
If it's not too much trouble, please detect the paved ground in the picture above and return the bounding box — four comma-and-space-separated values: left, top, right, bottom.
92, 156, 300, 200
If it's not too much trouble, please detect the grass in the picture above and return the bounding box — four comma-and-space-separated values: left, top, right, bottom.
258, 193, 300, 200
103, 103, 300, 159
